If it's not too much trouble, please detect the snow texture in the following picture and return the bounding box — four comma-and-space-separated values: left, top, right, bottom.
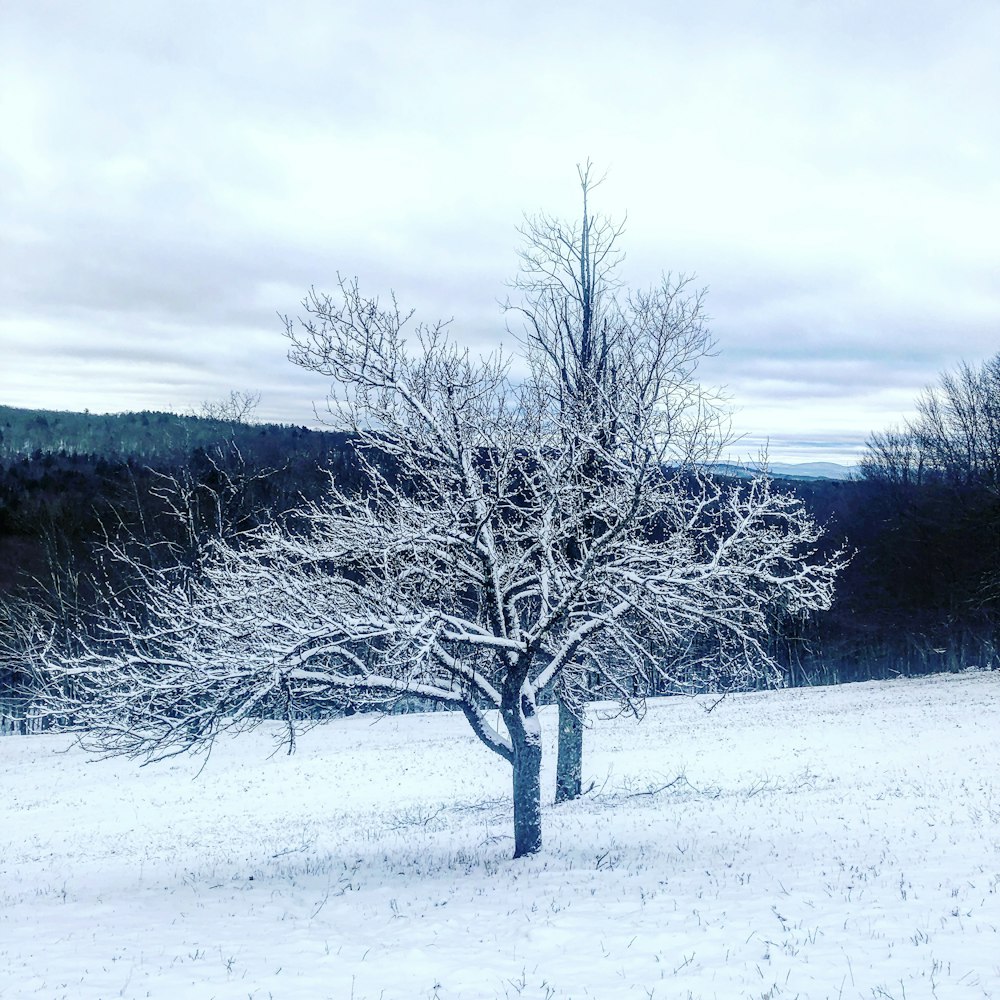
3, 670, 999, 999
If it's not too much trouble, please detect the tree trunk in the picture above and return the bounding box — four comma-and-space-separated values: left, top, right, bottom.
554, 694, 583, 803
512, 734, 543, 857
504, 683, 544, 858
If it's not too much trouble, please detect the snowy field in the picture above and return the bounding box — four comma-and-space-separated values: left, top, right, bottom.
2, 672, 999, 1000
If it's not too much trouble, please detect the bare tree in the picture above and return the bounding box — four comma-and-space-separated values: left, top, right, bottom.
199, 390, 262, 426
37, 194, 843, 858
859, 426, 925, 486
862, 354, 1000, 490
508, 163, 728, 801
858, 353, 1000, 670
913, 357, 1000, 490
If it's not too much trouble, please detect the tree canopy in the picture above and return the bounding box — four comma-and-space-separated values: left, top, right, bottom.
32, 176, 843, 856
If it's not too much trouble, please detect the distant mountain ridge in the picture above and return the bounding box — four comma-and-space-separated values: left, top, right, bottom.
712, 461, 858, 482
1, 405, 860, 481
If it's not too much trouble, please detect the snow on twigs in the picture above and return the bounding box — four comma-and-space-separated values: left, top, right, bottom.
3, 670, 1000, 999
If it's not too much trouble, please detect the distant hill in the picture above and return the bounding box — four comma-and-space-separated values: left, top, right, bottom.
712, 461, 858, 482
0, 404, 359, 595
0, 404, 334, 463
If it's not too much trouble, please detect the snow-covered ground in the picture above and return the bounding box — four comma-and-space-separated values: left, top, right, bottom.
2, 672, 999, 1000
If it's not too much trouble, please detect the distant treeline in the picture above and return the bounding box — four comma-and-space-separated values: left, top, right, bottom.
0, 404, 328, 464
0, 407, 359, 594
1, 401, 998, 712
771, 474, 1000, 686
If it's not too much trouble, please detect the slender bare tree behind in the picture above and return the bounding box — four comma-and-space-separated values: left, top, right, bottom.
508, 164, 727, 801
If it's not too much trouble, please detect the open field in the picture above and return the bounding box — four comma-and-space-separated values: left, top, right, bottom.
2, 671, 999, 999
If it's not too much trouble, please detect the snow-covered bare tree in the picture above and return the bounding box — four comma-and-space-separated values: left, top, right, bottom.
37, 184, 844, 858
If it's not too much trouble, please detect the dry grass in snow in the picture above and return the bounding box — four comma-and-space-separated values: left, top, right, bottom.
2, 671, 999, 999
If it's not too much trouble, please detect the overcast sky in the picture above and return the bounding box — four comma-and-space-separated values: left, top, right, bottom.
2, 1, 998, 464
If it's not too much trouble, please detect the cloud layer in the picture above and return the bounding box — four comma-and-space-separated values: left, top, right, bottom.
3, 0, 998, 463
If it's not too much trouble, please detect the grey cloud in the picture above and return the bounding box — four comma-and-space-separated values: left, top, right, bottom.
2, 0, 998, 466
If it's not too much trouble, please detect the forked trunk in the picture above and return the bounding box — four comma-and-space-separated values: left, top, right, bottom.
554, 694, 583, 803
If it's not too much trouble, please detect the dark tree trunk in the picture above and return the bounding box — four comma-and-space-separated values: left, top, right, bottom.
504, 682, 544, 858
511, 734, 543, 857
554, 694, 583, 803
